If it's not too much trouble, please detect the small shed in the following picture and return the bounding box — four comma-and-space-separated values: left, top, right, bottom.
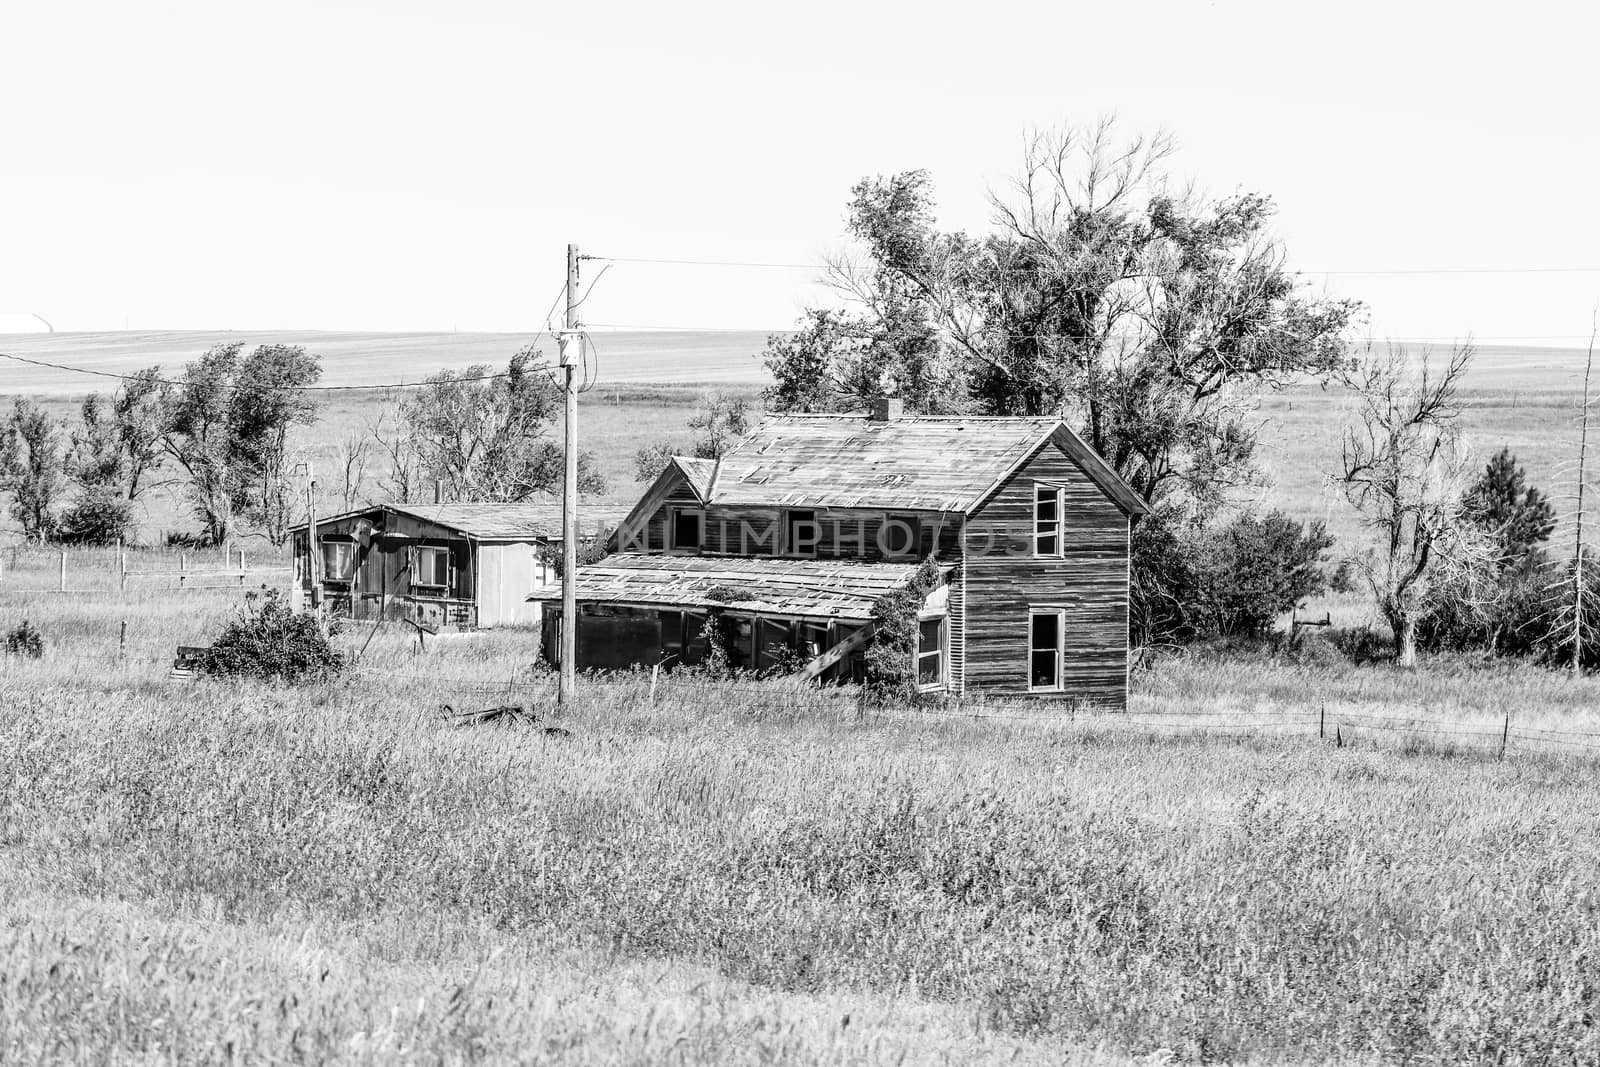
290, 502, 614, 630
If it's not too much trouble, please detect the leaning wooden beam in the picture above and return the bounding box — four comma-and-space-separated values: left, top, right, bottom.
796, 623, 875, 682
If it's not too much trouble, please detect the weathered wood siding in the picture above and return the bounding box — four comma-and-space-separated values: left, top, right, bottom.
963, 433, 1130, 708
696, 506, 962, 561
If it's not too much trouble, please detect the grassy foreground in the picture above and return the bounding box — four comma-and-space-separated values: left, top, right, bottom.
4, 559, 1600, 1064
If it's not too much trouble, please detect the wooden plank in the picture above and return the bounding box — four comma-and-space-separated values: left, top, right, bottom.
797, 622, 875, 681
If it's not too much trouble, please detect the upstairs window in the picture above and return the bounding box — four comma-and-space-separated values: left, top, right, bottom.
321, 541, 355, 582
413, 545, 450, 592
785, 509, 819, 557
671, 508, 703, 551
1034, 484, 1063, 556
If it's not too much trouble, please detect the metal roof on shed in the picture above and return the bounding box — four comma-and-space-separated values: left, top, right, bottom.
290, 502, 628, 541
527, 552, 935, 620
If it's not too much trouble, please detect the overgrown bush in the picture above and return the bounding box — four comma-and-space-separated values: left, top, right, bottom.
4, 619, 43, 657
863, 558, 944, 703
55, 489, 136, 546
201, 589, 344, 683
1132, 508, 1338, 646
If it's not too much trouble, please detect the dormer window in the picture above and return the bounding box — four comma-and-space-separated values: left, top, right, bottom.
1033, 484, 1063, 557
671, 508, 703, 552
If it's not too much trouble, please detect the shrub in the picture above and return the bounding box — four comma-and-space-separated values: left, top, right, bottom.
201, 589, 343, 683
1132, 508, 1338, 645
863, 558, 944, 703
4, 619, 43, 657
55, 489, 136, 546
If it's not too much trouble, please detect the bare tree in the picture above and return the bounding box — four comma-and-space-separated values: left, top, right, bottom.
369, 406, 423, 504
333, 428, 373, 511
1337, 342, 1487, 666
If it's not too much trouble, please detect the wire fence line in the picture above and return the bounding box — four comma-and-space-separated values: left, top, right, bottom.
339, 663, 1600, 757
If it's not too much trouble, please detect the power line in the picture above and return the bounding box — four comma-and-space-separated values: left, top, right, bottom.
591, 254, 1600, 277
0, 282, 574, 392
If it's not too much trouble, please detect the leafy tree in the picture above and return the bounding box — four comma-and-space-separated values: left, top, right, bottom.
68, 369, 167, 502
1194, 512, 1337, 638
1461, 447, 1556, 561
1338, 343, 1487, 667
383, 350, 605, 502
764, 119, 1359, 513
161, 343, 322, 545
0, 398, 66, 540
634, 391, 753, 481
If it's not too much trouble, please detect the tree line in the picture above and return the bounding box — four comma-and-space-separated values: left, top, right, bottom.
752, 117, 1595, 671
0, 344, 603, 548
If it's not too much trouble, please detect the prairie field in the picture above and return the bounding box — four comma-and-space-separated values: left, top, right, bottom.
4, 334, 1600, 1064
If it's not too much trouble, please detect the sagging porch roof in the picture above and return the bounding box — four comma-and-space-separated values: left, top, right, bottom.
528, 552, 938, 621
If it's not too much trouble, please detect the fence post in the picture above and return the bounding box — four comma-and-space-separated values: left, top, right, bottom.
1319, 701, 1326, 741
59, 549, 66, 592
649, 663, 660, 707
1500, 712, 1510, 761
179, 552, 186, 590
239, 549, 246, 586
117, 538, 125, 580
119, 619, 127, 662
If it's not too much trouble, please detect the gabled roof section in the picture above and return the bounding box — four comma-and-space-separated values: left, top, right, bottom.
672, 456, 718, 502
528, 553, 942, 621
707, 414, 1148, 515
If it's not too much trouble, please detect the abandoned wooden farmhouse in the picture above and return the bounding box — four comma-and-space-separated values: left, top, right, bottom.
531, 398, 1149, 706
290, 502, 613, 630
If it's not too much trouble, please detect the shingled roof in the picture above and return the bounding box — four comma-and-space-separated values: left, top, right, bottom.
672, 456, 718, 502
706, 414, 1146, 514
528, 553, 937, 620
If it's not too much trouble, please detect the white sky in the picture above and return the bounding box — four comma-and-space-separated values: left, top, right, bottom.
2, 0, 1598, 343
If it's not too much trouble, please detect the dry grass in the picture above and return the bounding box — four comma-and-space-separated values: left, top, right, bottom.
4, 550, 1600, 1064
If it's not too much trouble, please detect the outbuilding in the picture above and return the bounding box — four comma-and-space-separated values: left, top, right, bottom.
290, 502, 615, 630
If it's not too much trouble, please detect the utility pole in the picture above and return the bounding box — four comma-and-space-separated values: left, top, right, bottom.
558, 244, 580, 704
303, 461, 321, 619
1575, 315, 1596, 673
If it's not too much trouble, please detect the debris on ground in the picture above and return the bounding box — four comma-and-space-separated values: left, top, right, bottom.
440, 703, 573, 737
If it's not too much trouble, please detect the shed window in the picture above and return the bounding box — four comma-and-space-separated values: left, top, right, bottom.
321, 541, 355, 581
1029, 609, 1064, 690
413, 546, 450, 591
917, 616, 946, 689
785, 509, 819, 557
671, 509, 703, 551
1034, 484, 1063, 557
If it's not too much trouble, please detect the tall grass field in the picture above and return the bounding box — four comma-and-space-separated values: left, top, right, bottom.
3, 332, 1600, 1064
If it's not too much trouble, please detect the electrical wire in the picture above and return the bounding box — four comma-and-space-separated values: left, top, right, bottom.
589, 254, 1600, 277
1, 282, 575, 393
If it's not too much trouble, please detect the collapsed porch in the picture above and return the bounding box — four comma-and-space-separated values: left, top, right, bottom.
530, 553, 952, 686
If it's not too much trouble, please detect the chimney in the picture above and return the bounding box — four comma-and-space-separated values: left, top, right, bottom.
433, 479, 445, 504
869, 396, 904, 422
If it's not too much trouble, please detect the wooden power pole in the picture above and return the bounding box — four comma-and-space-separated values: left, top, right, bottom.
559, 244, 580, 704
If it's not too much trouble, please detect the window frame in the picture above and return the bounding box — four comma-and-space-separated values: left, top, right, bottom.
881, 512, 921, 560
1033, 483, 1064, 558
916, 613, 947, 691
1028, 608, 1066, 692
784, 508, 820, 557
320, 540, 355, 583
670, 507, 704, 553
411, 544, 451, 595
